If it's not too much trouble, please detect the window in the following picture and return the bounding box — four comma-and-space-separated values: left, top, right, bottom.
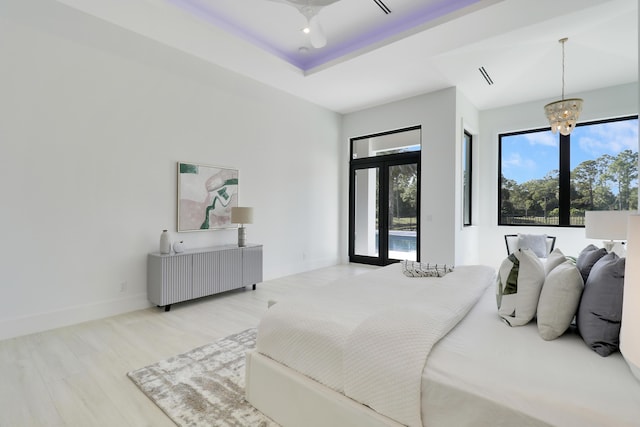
463, 131, 472, 226
349, 126, 421, 265
499, 116, 638, 226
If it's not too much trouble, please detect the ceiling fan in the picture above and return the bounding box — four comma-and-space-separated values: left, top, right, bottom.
267, 0, 342, 48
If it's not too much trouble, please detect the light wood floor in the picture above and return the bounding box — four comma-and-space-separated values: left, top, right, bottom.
0, 263, 376, 427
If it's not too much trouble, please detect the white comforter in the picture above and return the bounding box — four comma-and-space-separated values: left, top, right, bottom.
256, 263, 495, 427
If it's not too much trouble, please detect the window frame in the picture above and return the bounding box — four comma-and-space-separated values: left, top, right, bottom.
498, 115, 638, 227
463, 130, 472, 227
349, 126, 421, 265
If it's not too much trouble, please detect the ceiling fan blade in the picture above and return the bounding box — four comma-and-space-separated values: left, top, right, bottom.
309, 15, 327, 48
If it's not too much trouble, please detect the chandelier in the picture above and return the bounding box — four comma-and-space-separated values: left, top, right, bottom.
544, 38, 583, 136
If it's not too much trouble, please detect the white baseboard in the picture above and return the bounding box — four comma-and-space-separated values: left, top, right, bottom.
0, 293, 152, 341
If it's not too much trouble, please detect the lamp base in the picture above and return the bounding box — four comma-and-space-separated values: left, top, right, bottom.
238, 226, 246, 247
603, 240, 615, 252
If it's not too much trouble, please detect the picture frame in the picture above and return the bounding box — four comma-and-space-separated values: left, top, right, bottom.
177, 162, 239, 232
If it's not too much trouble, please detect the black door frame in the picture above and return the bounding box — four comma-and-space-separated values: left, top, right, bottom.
349, 151, 421, 266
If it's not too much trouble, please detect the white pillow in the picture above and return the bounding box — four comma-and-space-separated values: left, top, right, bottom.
544, 247, 566, 276
496, 248, 545, 326
518, 233, 548, 258
537, 260, 584, 340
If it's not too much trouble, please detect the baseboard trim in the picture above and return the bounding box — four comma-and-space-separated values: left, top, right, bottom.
0, 293, 152, 341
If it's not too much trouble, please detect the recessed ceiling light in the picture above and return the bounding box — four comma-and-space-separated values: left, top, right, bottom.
302, 27, 310, 34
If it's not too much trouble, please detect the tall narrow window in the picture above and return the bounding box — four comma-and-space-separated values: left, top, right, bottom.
349, 126, 421, 265
463, 131, 472, 226
499, 116, 638, 226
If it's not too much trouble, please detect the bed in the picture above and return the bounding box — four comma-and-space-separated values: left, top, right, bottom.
245, 262, 640, 427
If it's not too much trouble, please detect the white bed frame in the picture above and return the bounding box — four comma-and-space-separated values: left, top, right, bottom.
245, 350, 403, 427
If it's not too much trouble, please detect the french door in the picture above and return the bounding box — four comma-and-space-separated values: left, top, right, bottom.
349, 153, 420, 266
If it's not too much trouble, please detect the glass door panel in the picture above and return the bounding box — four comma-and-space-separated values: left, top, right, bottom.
353, 167, 379, 258
388, 163, 418, 261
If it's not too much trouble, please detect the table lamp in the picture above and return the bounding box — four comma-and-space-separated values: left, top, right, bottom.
231, 207, 253, 247
585, 210, 629, 252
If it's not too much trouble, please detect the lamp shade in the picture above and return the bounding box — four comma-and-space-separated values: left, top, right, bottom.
621, 214, 640, 381
231, 207, 253, 225
584, 211, 629, 240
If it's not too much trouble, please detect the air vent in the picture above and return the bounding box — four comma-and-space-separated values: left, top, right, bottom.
479, 66, 494, 85
373, 0, 391, 14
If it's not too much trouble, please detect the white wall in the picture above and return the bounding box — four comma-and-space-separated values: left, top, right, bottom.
477, 82, 639, 270
455, 89, 481, 265
0, 1, 341, 339
342, 88, 458, 265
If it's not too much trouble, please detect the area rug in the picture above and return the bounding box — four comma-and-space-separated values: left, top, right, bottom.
127, 328, 278, 426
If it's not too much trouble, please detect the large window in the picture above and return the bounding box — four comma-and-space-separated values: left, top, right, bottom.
499, 116, 638, 226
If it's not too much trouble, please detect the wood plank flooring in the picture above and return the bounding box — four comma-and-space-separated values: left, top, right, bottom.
0, 263, 376, 427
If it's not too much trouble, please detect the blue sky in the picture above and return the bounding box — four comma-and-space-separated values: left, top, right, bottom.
501, 118, 639, 184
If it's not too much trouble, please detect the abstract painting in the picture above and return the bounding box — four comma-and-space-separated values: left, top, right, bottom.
177, 162, 238, 231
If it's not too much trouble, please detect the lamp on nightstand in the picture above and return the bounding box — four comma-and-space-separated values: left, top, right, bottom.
585, 210, 630, 252
231, 207, 253, 247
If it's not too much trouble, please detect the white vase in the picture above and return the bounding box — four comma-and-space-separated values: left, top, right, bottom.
173, 240, 185, 253
160, 230, 171, 254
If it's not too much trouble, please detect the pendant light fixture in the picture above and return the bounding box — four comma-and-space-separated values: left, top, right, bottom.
544, 38, 583, 136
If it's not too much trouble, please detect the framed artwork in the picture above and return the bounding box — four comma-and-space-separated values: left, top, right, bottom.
177, 162, 239, 232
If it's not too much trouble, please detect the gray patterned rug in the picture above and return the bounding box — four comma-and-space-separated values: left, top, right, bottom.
127, 328, 278, 426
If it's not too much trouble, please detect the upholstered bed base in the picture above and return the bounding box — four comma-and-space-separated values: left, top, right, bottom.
245, 350, 403, 427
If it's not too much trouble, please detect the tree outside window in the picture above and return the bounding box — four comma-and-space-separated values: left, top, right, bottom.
499, 116, 638, 226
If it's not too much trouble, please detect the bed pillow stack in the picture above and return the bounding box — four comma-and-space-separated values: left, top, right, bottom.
576, 252, 626, 356
496, 248, 545, 326
537, 250, 584, 341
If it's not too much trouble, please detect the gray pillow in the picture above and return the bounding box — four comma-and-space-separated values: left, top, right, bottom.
576, 252, 625, 356
537, 260, 584, 340
517, 234, 548, 258
576, 244, 607, 283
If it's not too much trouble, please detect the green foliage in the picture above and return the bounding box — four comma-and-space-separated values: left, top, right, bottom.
389, 163, 418, 219
502, 150, 638, 223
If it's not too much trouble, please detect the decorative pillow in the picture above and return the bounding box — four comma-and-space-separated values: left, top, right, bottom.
537, 260, 584, 340
576, 252, 625, 356
576, 244, 607, 283
544, 247, 566, 276
517, 233, 548, 258
401, 261, 454, 277
496, 248, 545, 326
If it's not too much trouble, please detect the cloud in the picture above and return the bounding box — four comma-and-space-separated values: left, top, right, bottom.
522, 132, 557, 147
576, 119, 638, 156
503, 152, 536, 171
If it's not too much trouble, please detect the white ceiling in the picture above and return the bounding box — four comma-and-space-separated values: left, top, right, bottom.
56, 0, 638, 114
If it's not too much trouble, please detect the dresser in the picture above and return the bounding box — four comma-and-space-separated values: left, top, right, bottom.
147, 244, 263, 311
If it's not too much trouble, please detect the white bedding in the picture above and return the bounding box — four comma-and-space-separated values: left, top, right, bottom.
253, 263, 640, 427
422, 285, 640, 427
255, 263, 495, 426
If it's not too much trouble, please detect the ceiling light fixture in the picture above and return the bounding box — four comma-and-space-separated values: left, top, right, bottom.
544, 38, 583, 136
269, 0, 340, 48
